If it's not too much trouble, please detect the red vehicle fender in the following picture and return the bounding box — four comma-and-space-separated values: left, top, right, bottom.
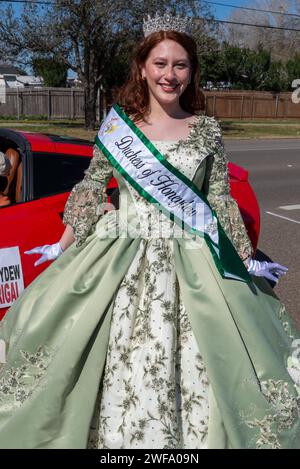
228, 162, 260, 254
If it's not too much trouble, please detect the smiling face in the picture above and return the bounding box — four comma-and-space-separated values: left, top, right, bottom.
140, 39, 192, 109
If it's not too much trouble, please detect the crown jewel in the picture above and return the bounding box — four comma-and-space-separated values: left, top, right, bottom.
142, 12, 193, 38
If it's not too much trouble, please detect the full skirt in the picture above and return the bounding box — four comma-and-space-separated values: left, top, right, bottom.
0, 214, 300, 449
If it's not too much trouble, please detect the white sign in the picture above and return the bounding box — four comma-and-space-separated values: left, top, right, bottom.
0, 247, 24, 308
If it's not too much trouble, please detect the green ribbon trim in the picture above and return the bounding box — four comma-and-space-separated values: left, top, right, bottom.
95, 103, 252, 284
113, 103, 212, 207
95, 134, 201, 236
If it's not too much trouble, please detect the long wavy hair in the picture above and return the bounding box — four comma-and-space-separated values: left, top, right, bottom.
115, 30, 205, 122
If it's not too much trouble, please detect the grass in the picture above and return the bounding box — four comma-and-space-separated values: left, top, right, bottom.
0, 118, 300, 140
220, 119, 300, 138
0, 121, 97, 141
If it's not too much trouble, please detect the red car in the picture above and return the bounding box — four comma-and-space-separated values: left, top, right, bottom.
0, 129, 260, 320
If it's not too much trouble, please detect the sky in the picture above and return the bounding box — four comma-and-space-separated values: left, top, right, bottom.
5, 0, 251, 21
208, 0, 250, 20
0, 0, 274, 78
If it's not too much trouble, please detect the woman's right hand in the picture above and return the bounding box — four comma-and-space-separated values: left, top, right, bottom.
246, 259, 288, 283
24, 242, 63, 267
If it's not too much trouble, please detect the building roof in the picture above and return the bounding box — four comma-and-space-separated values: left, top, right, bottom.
17, 76, 43, 86
0, 63, 25, 75
0, 73, 43, 88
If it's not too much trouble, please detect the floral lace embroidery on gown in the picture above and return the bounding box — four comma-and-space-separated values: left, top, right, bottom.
87, 139, 220, 450
1, 115, 299, 449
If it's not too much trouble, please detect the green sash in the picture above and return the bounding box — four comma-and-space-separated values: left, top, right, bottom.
95, 103, 252, 284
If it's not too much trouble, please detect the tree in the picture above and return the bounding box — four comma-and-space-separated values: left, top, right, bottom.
193, 36, 224, 86
0, 0, 217, 129
222, 0, 300, 62
220, 43, 249, 89
32, 56, 68, 87
243, 46, 272, 90
214, 42, 287, 92
286, 54, 300, 90
263, 60, 288, 92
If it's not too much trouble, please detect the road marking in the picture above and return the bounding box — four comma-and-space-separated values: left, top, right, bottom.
266, 211, 300, 224
279, 204, 300, 210
228, 147, 300, 152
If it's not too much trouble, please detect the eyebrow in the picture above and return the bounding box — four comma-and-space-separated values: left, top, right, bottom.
152, 57, 188, 62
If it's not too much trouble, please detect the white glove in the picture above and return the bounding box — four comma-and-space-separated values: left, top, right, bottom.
247, 259, 288, 283
24, 242, 63, 267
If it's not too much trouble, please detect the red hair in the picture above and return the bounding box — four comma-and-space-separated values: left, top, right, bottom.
115, 30, 205, 122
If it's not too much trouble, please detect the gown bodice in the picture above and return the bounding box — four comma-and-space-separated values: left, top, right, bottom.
62, 115, 254, 261
110, 140, 207, 239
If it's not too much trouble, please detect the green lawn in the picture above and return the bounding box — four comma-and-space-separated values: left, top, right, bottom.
220, 119, 300, 138
0, 121, 97, 141
0, 118, 300, 140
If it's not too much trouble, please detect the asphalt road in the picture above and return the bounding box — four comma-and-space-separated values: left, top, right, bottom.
225, 138, 300, 329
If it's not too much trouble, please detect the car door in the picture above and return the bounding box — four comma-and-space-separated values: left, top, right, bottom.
0, 150, 90, 319
21, 150, 91, 284
0, 197, 56, 319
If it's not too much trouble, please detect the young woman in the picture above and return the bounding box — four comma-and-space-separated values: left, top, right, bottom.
0, 14, 299, 449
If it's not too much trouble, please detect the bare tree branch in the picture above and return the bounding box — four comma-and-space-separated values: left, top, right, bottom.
0, 0, 217, 128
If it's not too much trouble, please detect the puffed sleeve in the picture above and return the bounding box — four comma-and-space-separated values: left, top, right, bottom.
63, 144, 114, 247
202, 118, 254, 261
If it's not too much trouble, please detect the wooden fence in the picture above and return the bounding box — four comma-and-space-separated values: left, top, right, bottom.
204, 90, 300, 119
0, 87, 299, 120
0, 87, 85, 120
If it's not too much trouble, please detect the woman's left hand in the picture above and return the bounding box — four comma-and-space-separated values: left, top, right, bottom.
25, 242, 63, 267
246, 259, 288, 283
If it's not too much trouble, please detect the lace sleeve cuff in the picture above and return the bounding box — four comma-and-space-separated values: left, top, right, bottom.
63, 179, 108, 247
208, 193, 254, 261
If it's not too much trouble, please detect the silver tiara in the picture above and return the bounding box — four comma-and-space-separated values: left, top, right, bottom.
142, 13, 193, 38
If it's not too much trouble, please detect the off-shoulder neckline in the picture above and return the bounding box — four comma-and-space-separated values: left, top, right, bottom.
144, 114, 205, 144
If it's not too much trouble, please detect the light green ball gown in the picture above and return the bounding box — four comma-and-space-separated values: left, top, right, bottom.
0, 116, 299, 449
